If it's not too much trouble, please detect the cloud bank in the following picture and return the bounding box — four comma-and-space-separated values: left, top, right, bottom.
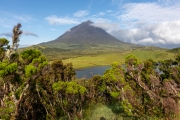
107, 20, 180, 48
92, 1, 180, 48
45, 15, 79, 25
90, 19, 119, 31
0, 31, 38, 38
0, 11, 34, 28
0, 32, 12, 37
74, 10, 89, 17
23, 31, 38, 37
119, 1, 180, 22
45, 0, 180, 48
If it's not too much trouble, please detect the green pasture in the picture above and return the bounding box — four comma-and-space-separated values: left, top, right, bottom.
21, 46, 175, 69
63, 48, 175, 69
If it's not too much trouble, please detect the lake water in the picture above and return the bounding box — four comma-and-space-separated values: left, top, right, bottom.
75, 66, 110, 79
75, 65, 163, 79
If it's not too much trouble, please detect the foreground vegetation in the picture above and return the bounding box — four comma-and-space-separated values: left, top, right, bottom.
0, 24, 180, 120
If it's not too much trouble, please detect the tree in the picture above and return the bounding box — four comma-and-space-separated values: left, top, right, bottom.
12, 23, 22, 50
53, 81, 86, 119
0, 24, 56, 119
1, 23, 180, 119
0, 38, 9, 61
14, 49, 56, 119
0, 24, 22, 119
124, 55, 180, 119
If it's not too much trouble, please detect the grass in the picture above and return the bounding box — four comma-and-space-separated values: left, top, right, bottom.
63, 56, 108, 69
83, 103, 165, 120
20, 45, 175, 69
84, 103, 123, 120
63, 48, 175, 69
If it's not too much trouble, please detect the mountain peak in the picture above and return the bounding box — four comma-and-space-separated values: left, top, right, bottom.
39, 21, 131, 48
84, 20, 93, 24
75, 20, 93, 28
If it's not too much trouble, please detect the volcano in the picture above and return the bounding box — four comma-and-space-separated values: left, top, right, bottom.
40, 20, 137, 49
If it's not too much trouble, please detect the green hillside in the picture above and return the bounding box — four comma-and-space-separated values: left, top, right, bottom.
22, 45, 174, 69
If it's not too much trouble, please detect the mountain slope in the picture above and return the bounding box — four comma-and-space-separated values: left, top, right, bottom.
39, 20, 138, 50
52, 20, 123, 44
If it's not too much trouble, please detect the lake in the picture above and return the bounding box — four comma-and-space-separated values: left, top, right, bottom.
75, 66, 110, 79
75, 65, 163, 79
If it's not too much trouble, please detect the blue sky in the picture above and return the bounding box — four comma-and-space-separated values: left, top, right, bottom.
0, 0, 180, 48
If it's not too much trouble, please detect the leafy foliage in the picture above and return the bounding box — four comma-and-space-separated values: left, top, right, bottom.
0, 24, 180, 120
53, 81, 86, 119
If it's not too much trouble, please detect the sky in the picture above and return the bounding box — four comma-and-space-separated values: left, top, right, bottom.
0, 0, 180, 48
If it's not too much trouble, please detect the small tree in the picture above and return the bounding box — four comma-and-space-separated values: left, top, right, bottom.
0, 24, 57, 119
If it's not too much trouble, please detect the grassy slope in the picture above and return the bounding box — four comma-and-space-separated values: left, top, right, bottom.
20, 45, 174, 69
63, 48, 174, 69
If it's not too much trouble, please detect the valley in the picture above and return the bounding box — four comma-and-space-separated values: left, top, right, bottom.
25, 45, 175, 69
31, 20, 175, 69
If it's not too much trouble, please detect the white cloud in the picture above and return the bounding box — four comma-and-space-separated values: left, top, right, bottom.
91, 18, 111, 23
45, 15, 79, 25
0, 32, 12, 37
23, 31, 38, 37
107, 20, 180, 48
0, 11, 34, 22
106, 10, 112, 13
0, 31, 38, 38
138, 38, 154, 44
91, 12, 106, 18
158, 0, 178, 6
90, 18, 119, 31
119, 1, 180, 22
50, 28, 57, 31
0, 11, 34, 28
99, 0, 180, 48
91, 23, 119, 31
98, 12, 105, 16
74, 10, 89, 17
14, 15, 33, 22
